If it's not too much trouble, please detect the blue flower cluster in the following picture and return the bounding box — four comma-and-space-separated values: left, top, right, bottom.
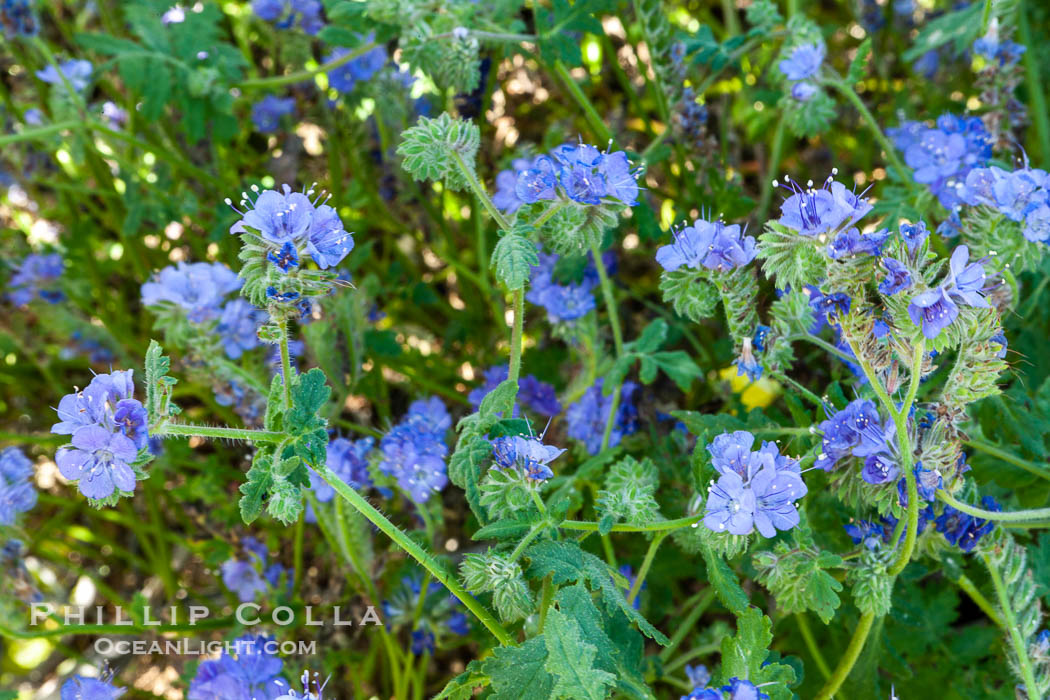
326, 40, 387, 94
252, 95, 296, 133
566, 379, 639, 455
307, 436, 374, 520
973, 22, 1026, 68
814, 398, 905, 485
187, 634, 286, 699
61, 672, 125, 699
527, 248, 616, 324
514, 142, 639, 207
52, 371, 148, 500
490, 434, 566, 481
251, 0, 323, 35
379, 397, 451, 503
1, 0, 37, 37
702, 431, 807, 537
467, 365, 561, 417
889, 114, 992, 208
907, 245, 989, 339
656, 217, 757, 272
221, 537, 290, 603
936, 496, 999, 552
778, 42, 824, 102
7, 252, 64, 306
0, 447, 36, 526
37, 59, 92, 92
962, 162, 1050, 244
228, 184, 355, 271
774, 170, 872, 238
493, 156, 544, 213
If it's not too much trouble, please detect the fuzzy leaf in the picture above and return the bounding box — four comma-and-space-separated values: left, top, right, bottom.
492, 233, 540, 291
544, 608, 617, 700
483, 637, 554, 700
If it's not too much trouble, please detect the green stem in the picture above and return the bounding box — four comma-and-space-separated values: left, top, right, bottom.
531, 200, 569, 228
791, 334, 859, 365
509, 288, 524, 388
509, 523, 546, 562
756, 116, 787, 222
936, 491, 1050, 523
155, 423, 284, 442
590, 241, 625, 452
887, 339, 925, 577
797, 613, 832, 680
559, 513, 703, 533
954, 573, 1004, 628
983, 552, 1040, 699
277, 317, 294, 409
964, 439, 1050, 483
627, 532, 667, 604
814, 611, 875, 700
451, 151, 511, 232
828, 79, 911, 179
315, 464, 515, 646
553, 60, 613, 144
0, 119, 82, 146
237, 42, 379, 90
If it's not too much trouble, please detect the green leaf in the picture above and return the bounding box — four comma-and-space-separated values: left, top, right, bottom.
631, 319, 668, 354
483, 637, 555, 700
397, 113, 481, 191
492, 232, 540, 291
644, 351, 702, 391
239, 450, 274, 524
659, 268, 719, 323
846, 39, 872, 86
544, 608, 617, 700
526, 540, 669, 644
144, 339, 178, 424
433, 661, 489, 700
287, 368, 330, 432
753, 544, 844, 623
756, 223, 827, 290
700, 542, 749, 616
781, 89, 837, 138
717, 607, 797, 698
902, 1, 982, 62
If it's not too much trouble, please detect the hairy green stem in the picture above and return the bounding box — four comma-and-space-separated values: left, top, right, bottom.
277, 317, 294, 409
155, 423, 284, 442
628, 532, 667, 604
887, 340, 925, 577
451, 151, 512, 232
315, 464, 515, 646
659, 588, 716, 661
953, 573, 1004, 628
936, 491, 1050, 524
237, 42, 378, 90
509, 523, 546, 562
814, 611, 875, 700
983, 552, 1040, 699
756, 116, 787, 222
509, 288, 524, 388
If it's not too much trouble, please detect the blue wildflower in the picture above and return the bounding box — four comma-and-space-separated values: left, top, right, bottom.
52, 371, 148, 501
736, 337, 763, 381
101, 101, 128, 128
779, 43, 825, 80
516, 155, 559, 204
309, 436, 374, 506
268, 241, 300, 272
252, 0, 324, 34
566, 379, 639, 455
814, 398, 882, 471
141, 262, 241, 323
879, 257, 912, 295
962, 164, 1050, 243
908, 286, 959, 339
844, 520, 885, 550
684, 665, 711, 693
826, 227, 890, 259
722, 678, 770, 700
326, 40, 387, 93
7, 252, 64, 306
791, 81, 818, 101
221, 559, 268, 603
36, 59, 93, 92
526, 248, 598, 323
379, 399, 450, 503
973, 21, 1026, 67
936, 496, 999, 552
468, 365, 561, 417
656, 218, 756, 272
60, 673, 125, 699
776, 173, 871, 238
252, 95, 296, 133
519, 143, 639, 207
944, 245, 990, 308
217, 299, 266, 359
492, 156, 536, 212
890, 114, 992, 208
805, 286, 851, 331
1, 0, 37, 37
266, 286, 301, 302
187, 634, 285, 700
490, 435, 565, 481
411, 626, 436, 655
752, 325, 771, 352
0, 447, 36, 526
704, 437, 807, 537
899, 220, 929, 253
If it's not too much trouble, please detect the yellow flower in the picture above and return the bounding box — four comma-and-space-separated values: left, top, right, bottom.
718, 366, 781, 411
